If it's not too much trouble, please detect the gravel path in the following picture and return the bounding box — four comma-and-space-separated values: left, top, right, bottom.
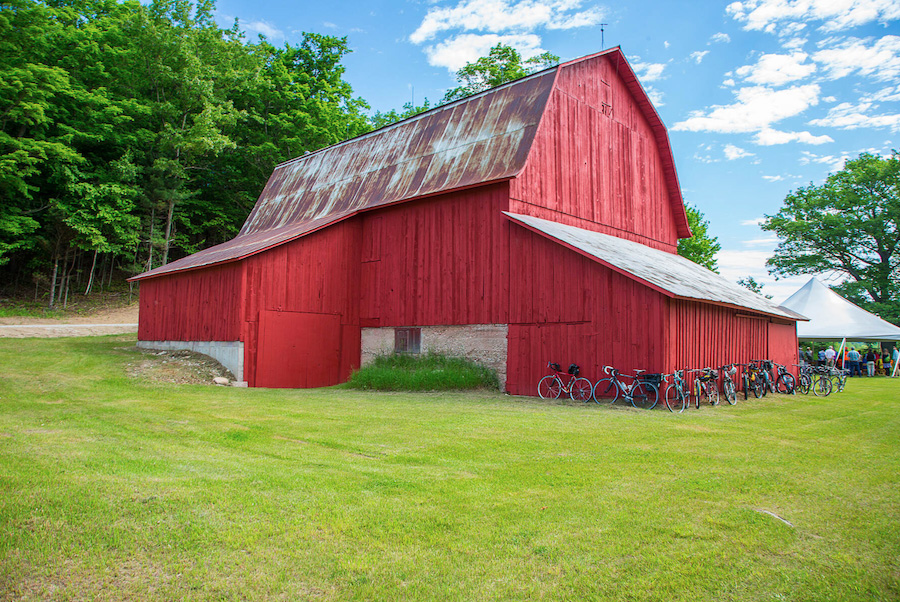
0, 305, 139, 338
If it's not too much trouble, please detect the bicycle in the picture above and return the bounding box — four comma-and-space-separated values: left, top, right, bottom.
593, 366, 660, 409
718, 364, 738, 404
738, 362, 765, 399
690, 367, 719, 406
663, 370, 688, 413
794, 363, 812, 394
538, 362, 593, 401
810, 366, 833, 396
828, 367, 848, 393
754, 359, 776, 395
772, 362, 796, 394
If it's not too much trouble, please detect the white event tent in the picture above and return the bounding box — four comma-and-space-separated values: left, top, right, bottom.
780, 277, 900, 376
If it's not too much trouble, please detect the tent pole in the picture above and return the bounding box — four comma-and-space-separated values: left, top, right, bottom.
836, 338, 846, 368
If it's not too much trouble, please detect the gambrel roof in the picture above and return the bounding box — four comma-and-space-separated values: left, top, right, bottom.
132, 47, 689, 281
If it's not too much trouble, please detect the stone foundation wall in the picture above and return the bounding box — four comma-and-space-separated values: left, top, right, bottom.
361, 324, 509, 389
137, 340, 245, 383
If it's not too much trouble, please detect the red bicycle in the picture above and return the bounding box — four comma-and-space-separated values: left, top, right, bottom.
538, 362, 593, 401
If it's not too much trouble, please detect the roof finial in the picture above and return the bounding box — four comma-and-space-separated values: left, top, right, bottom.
600, 23, 608, 49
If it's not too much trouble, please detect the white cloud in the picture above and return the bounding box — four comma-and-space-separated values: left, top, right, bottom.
631, 60, 667, 82
743, 236, 780, 245
762, 175, 785, 182
323, 21, 338, 29
722, 78, 736, 87
410, 0, 603, 44
243, 20, 284, 39
799, 150, 852, 172
754, 128, 833, 145
690, 50, 710, 64
741, 217, 765, 226
673, 84, 821, 134
422, 33, 545, 71
782, 36, 807, 51
812, 35, 900, 82
645, 87, 665, 106
710, 32, 731, 43
664, 40, 671, 49
726, 0, 900, 33
724, 143, 754, 159
809, 102, 900, 132
734, 51, 816, 85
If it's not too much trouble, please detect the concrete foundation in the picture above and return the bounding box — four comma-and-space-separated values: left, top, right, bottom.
137, 340, 244, 382
361, 324, 509, 389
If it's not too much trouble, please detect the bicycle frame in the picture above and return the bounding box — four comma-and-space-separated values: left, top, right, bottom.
593, 365, 659, 410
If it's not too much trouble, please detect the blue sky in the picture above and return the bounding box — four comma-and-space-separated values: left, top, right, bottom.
214, 0, 900, 302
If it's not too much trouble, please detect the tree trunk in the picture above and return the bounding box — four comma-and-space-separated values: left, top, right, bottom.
84, 248, 99, 295
162, 198, 175, 266
49, 255, 59, 308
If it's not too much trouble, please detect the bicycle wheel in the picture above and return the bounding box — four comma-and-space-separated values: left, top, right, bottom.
830, 375, 846, 393
812, 374, 832, 397
631, 382, 659, 410
776, 373, 795, 394
707, 382, 719, 406
538, 375, 562, 399
813, 375, 832, 397
570, 377, 593, 402
723, 378, 736, 404
665, 385, 686, 413
742, 375, 749, 400
767, 376, 777, 395
799, 374, 811, 395
751, 378, 762, 398
592, 378, 618, 404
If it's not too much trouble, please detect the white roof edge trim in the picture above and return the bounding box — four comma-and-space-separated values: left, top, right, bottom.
503, 212, 803, 321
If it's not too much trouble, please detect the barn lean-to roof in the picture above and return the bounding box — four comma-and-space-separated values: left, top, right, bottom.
132, 47, 689, 281
503, 212, 802, 321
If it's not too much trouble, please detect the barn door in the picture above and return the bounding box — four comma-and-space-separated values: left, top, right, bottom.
256, 310, 342, 388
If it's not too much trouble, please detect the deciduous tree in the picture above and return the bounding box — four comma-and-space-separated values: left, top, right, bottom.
762, 152, 900, 324
677, 204, 721, 272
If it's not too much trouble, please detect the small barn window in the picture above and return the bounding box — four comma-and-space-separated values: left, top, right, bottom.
394, 328, 421, 354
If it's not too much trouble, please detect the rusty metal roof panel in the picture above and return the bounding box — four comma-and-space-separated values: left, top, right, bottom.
233, 71, 555, 239
504, 212, 800, 321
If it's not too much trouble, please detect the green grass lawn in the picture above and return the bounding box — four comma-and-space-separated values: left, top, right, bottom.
1, 336, 898, 601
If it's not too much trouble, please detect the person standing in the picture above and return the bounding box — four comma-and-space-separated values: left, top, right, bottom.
865, 349, 876, 377
847, 347, 860, 377
892, 346, 899, 377
818, 348, 826, 366
825, 345, 836, 367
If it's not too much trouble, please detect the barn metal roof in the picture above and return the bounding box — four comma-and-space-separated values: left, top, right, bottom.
132, 48, 690, 281
503, 212, 804, 321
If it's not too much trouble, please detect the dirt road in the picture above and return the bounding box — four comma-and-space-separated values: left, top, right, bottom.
0, 304, 139, 338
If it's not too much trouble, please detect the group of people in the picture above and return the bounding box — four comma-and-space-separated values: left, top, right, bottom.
800, 345, 898, 377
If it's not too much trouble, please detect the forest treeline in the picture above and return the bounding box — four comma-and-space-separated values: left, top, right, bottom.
1, 0, 383, 304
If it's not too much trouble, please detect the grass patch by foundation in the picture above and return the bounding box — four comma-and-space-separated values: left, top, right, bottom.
1, 336, 899, 601
346, 352, 500, 391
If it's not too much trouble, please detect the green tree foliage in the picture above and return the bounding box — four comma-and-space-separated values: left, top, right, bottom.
677, 204, 721, 272
442, 44, 559, 102
370, 99, 433, 130
762, 152, 900, 324
0, 0, 369, 304
737, 276, 772, 299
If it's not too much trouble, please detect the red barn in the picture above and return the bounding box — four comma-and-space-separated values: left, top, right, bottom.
131, 48, 800, 393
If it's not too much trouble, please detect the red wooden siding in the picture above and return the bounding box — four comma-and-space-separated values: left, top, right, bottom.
137, 262, 242, 342
241, 219, 362, 386
505, 227, 670, 395
510, 53, 680, 253
669, 299, 768, 369
360, 183, 511, 327
768, 321, 799, 367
